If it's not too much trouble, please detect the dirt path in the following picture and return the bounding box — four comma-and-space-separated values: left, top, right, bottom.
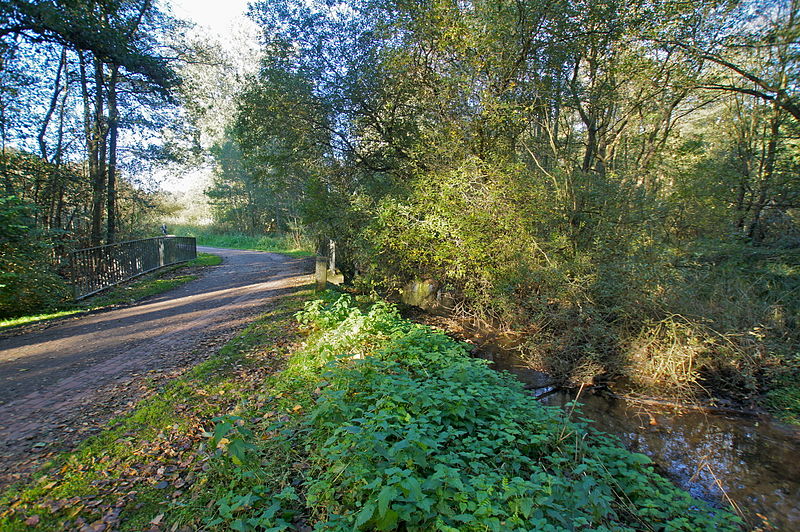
0, 247, 312, 489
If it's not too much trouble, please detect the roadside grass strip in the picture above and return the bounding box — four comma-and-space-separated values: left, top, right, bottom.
0, 309, 85, 329
172, 225, 313, 257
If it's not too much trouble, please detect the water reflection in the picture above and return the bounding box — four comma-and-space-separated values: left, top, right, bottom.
492, 352, 800, 530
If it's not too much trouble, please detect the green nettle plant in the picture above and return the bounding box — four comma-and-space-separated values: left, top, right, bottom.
282, 295, 739, 531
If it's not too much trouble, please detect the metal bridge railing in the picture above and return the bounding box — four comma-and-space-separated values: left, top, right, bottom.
69, 236, 197, 299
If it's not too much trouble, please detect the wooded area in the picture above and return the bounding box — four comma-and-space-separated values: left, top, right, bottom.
207, 0, 800, 408
0, 0, 187, 315
1, 1, 799, 529
1, 0, 799, 407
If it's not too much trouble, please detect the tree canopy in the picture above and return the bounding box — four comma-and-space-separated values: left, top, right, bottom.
197, 0, 800, 399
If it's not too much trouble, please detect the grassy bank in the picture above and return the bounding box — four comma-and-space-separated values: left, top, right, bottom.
170, 224, 313, 257
0, 290, 740, 530
0, 253, 222, 331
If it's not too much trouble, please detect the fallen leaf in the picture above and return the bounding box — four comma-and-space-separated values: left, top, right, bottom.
89, 519, 107, 531
24, 515, 40, 526
150, 513, 164, 525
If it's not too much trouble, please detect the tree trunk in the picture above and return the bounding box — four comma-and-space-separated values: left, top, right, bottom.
89, 58, 107, 246
106, 66, 120, 244
51, 62, 70, 230
747, 103, 782, 244
0, 80, 12, 196
104, 0, 153, 242
37, 48, 66, 162
582, 123, 597, 173
79, 53, 97, 244
39, 48, 67, 228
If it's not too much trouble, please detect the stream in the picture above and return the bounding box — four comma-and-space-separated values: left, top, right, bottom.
490, 349, 800, 530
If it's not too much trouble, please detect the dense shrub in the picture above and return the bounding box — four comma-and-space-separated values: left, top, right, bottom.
350, 161, 799, 402
0, 196, 70, 318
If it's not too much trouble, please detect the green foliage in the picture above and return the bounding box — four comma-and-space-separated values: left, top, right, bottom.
293, 294, 740, 530
203, 56, 328, 237
171, 225, 312, 256
764, 352, 800, 425
0, 0, 177, 89
1, 0, 181, 251
202, 414, 301, 532
234, 0, 800, 410
0, 195, 70, 318
205, 484, 299, 532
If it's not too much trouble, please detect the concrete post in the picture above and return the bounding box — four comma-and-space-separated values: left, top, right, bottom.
315, 255, 328, 291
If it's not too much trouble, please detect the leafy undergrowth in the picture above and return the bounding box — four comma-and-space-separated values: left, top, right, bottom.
172, 224, 313, 257
0, 290, 743, 531
166, 295, 747, 529
0, 286, 313, 531
0, 253, 222, 330
290, 294, 740, 531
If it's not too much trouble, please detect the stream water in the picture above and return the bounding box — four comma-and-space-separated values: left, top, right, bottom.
490, 349, 800, 530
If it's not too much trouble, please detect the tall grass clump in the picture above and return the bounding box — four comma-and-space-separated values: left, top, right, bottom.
603, 243, 800, 401
287, 293, 740, 531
